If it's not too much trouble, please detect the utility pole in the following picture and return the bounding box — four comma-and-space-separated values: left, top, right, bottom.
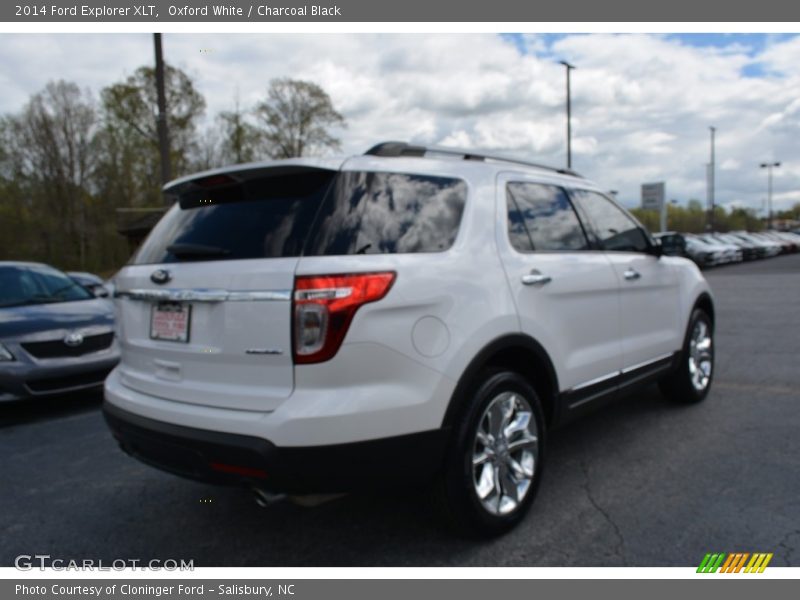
559, 61, 575, 170
708, 126, 716, 231
760, 161, 781, 230
154, 33, 171, 187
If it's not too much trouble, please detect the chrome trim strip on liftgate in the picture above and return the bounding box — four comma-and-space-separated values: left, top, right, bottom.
115, 289, 292, 302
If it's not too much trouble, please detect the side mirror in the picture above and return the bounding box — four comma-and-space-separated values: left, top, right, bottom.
648, 239, 664, 257
658, 234, 685, 257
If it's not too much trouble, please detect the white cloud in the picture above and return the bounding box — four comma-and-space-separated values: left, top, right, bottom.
0, 33, 798, 212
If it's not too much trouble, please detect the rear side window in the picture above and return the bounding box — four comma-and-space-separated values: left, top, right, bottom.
133, 168, 336, 264
304, 171, 467, 255
506, 182, 588, 252
570, 190, 650, 253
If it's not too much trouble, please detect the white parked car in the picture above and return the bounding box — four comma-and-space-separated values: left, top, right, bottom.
731, 231, 782, 257
694, 234, 743, 264
683, 237, 719, 268
104, 142, 715, 536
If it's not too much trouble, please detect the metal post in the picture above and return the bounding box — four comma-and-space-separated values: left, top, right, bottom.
560, 61, 575, 169
760, 161, 781, 230
708, 126, 716, 231
154, 33, 171, 187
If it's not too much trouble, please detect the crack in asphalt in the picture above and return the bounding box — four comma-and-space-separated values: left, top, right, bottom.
776, 528, 800, 566
578, 454, 627, 565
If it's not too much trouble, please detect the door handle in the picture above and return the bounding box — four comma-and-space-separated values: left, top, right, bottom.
623, 268, 641, 281
521, 271, 552, 286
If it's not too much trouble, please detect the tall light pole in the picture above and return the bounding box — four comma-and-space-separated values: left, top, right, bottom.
708, 126, 716, 231
760, 161, 781, 230
560, 61, 575, 170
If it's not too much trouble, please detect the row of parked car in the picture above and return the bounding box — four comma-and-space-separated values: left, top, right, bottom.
655, 230, 800, 268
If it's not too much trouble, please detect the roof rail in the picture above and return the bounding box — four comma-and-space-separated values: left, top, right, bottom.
364, 141, 582, 177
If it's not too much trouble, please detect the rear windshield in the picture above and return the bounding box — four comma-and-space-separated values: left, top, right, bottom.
133, 168, 336, 264
132, 168, 467, 264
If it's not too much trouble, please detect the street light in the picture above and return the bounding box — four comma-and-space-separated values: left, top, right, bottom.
559, 60, 575, 170
760, 161, 781, 230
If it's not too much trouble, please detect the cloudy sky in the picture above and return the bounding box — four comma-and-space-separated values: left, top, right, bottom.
1, 32, 798, 212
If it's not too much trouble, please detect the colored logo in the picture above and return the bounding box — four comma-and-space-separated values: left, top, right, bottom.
697, 552, 773, 573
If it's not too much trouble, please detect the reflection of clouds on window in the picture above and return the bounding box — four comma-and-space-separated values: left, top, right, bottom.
507, 183, 587, 252
310, 172, 467, 255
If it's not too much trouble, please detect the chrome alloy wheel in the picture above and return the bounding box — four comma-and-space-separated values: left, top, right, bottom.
472, 391, 539, 516
688, 320, 713, 392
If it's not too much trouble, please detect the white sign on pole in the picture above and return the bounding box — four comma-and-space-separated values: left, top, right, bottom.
641, 182, 665, 211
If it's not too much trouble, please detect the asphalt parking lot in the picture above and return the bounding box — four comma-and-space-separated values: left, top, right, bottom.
2, 254, 799, 567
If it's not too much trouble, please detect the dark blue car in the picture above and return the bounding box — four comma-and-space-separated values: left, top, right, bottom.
0, 261, 120, 402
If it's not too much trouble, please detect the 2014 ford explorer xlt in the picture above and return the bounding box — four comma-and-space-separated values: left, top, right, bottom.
104, 142, 715, 536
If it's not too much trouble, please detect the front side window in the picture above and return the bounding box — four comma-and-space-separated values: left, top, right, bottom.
571, 190, 650, 252
506, 182, 588, 252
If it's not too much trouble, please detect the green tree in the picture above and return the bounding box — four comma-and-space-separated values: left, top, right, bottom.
196, 100, 265, 170
99, 63, 206, 205
254, 78, 346, 158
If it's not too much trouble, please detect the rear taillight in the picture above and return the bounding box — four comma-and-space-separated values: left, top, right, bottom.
293, 272, 396, 364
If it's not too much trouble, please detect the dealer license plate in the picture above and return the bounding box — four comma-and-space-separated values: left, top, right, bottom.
150, 302, 191, 343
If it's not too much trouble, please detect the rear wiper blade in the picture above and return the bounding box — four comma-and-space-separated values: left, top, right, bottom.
167, 243, 231, 259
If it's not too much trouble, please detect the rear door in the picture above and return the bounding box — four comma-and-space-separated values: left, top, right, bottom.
497, 176, 622, 392
114, 165, 338, 412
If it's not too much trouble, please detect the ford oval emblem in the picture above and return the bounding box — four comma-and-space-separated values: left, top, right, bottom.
151, 269, 171, 285
64, 332, 84, 347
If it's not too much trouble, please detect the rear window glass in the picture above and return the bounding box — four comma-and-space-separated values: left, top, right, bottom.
133, 169, 468, 264
304, 171, 467, 255
133, 168, 336, 264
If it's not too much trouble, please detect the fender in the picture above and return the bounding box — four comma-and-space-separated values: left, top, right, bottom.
440, 333, 561, 429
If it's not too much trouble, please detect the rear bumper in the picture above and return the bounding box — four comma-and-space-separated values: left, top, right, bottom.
103, 401, 449, 493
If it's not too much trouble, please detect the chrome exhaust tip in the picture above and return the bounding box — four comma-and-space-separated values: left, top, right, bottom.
252, 487, 286, 508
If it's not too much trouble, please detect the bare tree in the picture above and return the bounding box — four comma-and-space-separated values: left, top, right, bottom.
254, 78, 346, 158
217, 100, 263, 165
2, 81, 97, 267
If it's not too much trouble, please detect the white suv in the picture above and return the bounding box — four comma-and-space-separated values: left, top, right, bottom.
104, 142, 715, 536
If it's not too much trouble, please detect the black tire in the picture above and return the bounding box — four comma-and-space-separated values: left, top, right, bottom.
434, 369, 546, 538
659, 309, 714, 404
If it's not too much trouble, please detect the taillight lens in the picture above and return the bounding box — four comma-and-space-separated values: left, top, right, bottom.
293, 272, 396, 364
